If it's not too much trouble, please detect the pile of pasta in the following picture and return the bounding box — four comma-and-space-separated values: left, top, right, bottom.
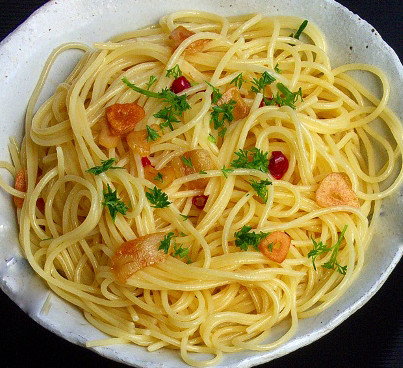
1, 11, 403, 367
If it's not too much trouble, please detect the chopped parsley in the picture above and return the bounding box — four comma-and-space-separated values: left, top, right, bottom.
145, 186, 171, 208
154, 172, 163, 183
211, 100, 236, 130
250, 71, 276, 94
290, 20, 308, 40
221, 166, 234, 179
173, 243, 191, 263
230, 147, 269, 173
274, 63, 282, 74
199, 170, 207, 174
122, 77, 190, 131
308, 225, 348, 275
146, 75, 157, 90
267, 83, 303, 109
146, 125, 160, 142
181, 155, 193, 168
230, 73, 246, 89
205, 81, 222, 104
249, 179, 272, 203
159, 232, 175, 253
208, 134, 217, 143
218, 127, 227, 137
234, 225, 269, 251
166, 64, 182, 79
86, 158, 124, 175
102, 184, 128, 221
180, 214, 189, 221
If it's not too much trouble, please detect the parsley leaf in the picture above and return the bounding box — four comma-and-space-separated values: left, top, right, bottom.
122, 77, 190, 131
154, 172, 163, 183
250, 71, 276, 94
290, 20, 308, 40
166, 64, 182, 79
230, 73, 246, 89
159, 232, 175, 253
211, 100, 236, 130
102, 184, 128, 221
154, 107, 180, 131
87, 158, 124, 175
181, 155, 193, 167
173, 243, 191, 263
180, 214, 189, 221
271, 83, 303, 109
249, 179, 272, 203
146, 125, 160, 142
221, 166, 234, 178
274, 63, 282, 74
205, 81, 222, 104
234, 225, 269, 251
230, 147, 269, 173
199, 170, 207, 174
146, 75, 157, 90
208, 134, 217, 143
218, 127, 227, 137
308, 225, 348, 275
145, 186, 171, 208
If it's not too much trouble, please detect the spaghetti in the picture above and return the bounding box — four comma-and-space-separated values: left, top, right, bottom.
1, 11, 403, 367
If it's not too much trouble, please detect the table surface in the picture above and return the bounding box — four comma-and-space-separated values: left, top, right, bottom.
0, 1, 402, 367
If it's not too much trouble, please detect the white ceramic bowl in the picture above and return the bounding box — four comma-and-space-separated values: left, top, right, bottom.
0, 1, 402, 367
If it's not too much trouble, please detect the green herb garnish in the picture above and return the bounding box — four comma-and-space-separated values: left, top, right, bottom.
290, 20, 308, 40
205, 81, 222, 104
87, 158, 124, 175
154, 172, 163, 183
122, 77, 190, 131
211, 100, 236, 130
308, 225, 348, 275
264, 83, 303, 109
250, 71, 276, 94
199, 170, 207, 174
146, 125, 160, 142
274, 63, 282, 74
249, 179, 272, 203
166, 64, 182, 79
218, 127, 227, 137
102, 184, 128, 221
173, 243, 191, 263
221, 166, 234, 179
180, 214, 189, 221
231, 148, 269, 173
146, 75, 157, 90
181, 156, 193, 168
145, 186, 171, 208
208, 134, 217, 143
234, 225, 269, 251
159, 232, 175, 253
230, 73, 246, 89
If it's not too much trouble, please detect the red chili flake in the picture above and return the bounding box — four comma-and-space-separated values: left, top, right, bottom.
141, 157, 153, 167
268, 151, 289, 180
170, 76, 191, 94
192, 195, 208, 210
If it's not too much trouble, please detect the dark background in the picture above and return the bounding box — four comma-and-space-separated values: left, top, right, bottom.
0, 1, 402, 367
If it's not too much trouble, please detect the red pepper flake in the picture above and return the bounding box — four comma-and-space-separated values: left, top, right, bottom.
170, 76, 191, 94
141, 157, 153, 167
268, 151, 289, 179
192, 195, 208, 210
